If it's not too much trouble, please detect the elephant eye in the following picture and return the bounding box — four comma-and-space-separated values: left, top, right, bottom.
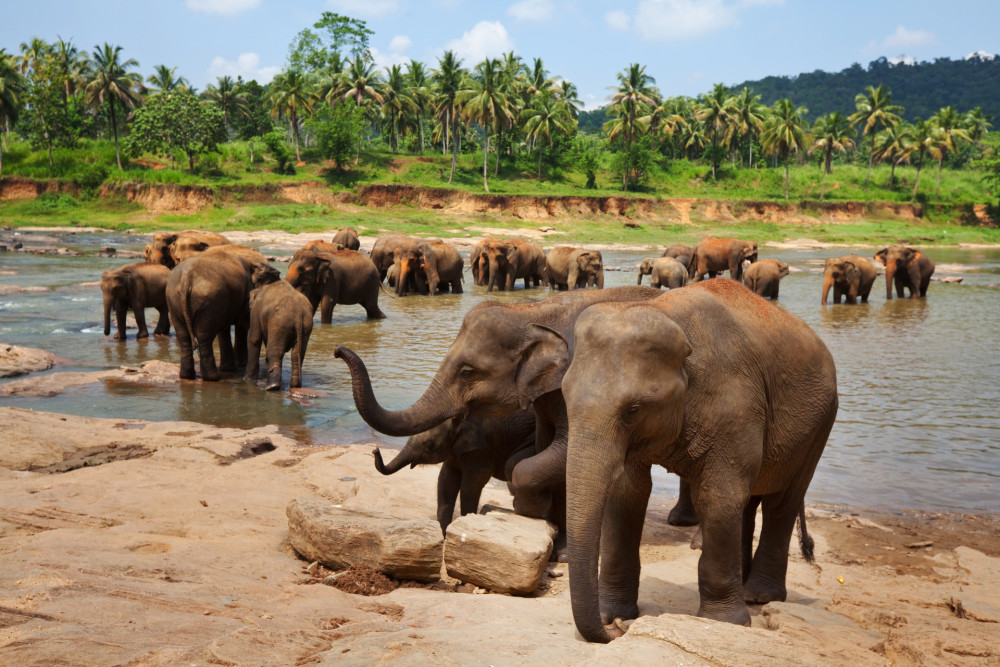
459, 366, 475, 380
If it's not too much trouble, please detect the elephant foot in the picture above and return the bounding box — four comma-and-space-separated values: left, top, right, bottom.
113, 332, 124, 341
179, 365, 197, 380
667, 503, 699, 527
600, 601, 640, 625
265, 382, 282, 391
136, 331, 149, 339
743, 574, 787, 605
550, 531, 568, 563
697, 600, 751, 626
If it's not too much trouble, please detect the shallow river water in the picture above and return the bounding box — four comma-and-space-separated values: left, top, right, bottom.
2, 230, 998, 514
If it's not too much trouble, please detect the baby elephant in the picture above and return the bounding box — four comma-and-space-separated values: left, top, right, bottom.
637, 257, 688, 289
373, 411, 537, 534
743, 258, 789, 299
101, 262, 172, 340
245, 271, 313, 391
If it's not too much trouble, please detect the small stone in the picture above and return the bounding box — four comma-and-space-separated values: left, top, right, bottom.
906, 541, 933, 549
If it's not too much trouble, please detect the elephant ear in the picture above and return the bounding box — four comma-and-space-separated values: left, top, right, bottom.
514, 324, 570, 410
504, 242, 519, 263
315, 256, 333, 283
874, 248, 889, 265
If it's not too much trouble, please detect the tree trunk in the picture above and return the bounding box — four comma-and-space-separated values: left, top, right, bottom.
291, 110, 301, 162
537, 145, 542, 179
935, 158, 943, 195
890, 160, 896, 188
109, 98, 123, 170
482, 132, 490, 193
449, 111, 457, 184
865, 139, 874, 187
418, 111, 424, 154
913, 156, 923, 198
820, 168, 826, 201
784, 154, 790, 200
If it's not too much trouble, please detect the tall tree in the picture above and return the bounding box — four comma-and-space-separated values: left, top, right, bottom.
727, 87, 766, 169
931, 106, 970, 194
903, 117, 940, 198
432, 50, 465, 183
521, 91, 573, 178
17, 37, 49, 76
123, 91, 226, 171
808, 111, 855, 200
382, 64, 415, 153
83, 43, 144, 170
605, 63, 659, 190
872, 123, 911, 189
459, 57, 513, 192
762, 98, 807, 200
268, 69, 316, 162
849, 84, 902, 187
334, 55, 383, 106
694, 83, 734, 180
203, 75, 247, 135
406, 60, 430, 154
0, 51, 25, 172
51, 37, 86, 107
147, 65, 188, 95
558, 80, 583, 119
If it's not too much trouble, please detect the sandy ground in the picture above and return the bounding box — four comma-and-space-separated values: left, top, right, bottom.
1, 403, 998, 666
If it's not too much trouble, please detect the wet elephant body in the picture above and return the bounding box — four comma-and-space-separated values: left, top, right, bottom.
101, 262, 172, 340
285, 247, 385, 322
245, 279, 313, 391
545, 246, 605, 290
874, 246, 935, 299
484, 239, 547, 292
743, 258, 789, 299
332, 227, 361, 251
395, 240, 464, 296
561, 280, 838, 642
688, 238, 758, 282
822, 254, 878, 304
637, 257, 688, 290
373, 410, 538, 533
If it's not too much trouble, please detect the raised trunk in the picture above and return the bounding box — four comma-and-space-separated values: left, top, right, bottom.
334, 346, 462, 436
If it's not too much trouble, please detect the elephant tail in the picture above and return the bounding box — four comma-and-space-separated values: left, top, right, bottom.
377, 280, 398, 299
797, 503, 815, 563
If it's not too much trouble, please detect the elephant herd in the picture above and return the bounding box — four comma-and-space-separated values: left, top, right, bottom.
98, 229, 936, 643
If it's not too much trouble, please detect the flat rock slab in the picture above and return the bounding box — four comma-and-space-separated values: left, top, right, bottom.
286, 497, 443, 583
445, 512, 557, 594
0, 344, 60, 377
0, 359, 180, 397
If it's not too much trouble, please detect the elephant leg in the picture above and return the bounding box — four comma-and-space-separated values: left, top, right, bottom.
452, 277, 463, 294
153, 306, 171, 336
218, 326, 236, 372
458, 459, 492, 517
772, 283, 780, 299
320, 294, 334, 324
741, 496, 762, 584
114, 302, 128, 341
265, 347, 284, 391
235, 315, 249, 368
743, 490, 802, 604
692, 472, 752, 625
244, 324, 262, 383
177, 331, 197, 380
598, 463, 652, 625
437, 461, 463, 535
198, 332, 221, 381
133, 302, 149, 339
668, 477, 699, 526
511, 430, 566, 520
289, 338, 306, 389
363, 289, 386, 319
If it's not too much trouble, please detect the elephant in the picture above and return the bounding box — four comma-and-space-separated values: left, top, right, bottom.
244, 276, 313, 391
637, 257, 688, 290
147, 230, 230, 268
559, 280, 838, 642
285, 247, 386, 322
545, 246, 604, 290
101, 262, 171, 340
373, 410, 537, 534
385, 262, 399, 288
395, 240, 464, 296
370, 233, 417, 282
874, 246, 935, 299
687, 238, 758, 282
332, 227, 361, 251
822, 254, 878, 304
483, 239, 547, 292
661, 244, 693, 268
470, 239, 494, 287
743, 258, 789, 299
333, 285, 665, 557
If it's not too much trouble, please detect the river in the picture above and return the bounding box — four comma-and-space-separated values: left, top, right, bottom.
2, 230, 998, 515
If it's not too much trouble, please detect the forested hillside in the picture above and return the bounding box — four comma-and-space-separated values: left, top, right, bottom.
731, 55, 1000, 122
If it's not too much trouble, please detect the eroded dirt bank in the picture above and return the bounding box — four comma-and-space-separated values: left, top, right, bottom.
5, 176, 992, 225
1, 405, 998, 665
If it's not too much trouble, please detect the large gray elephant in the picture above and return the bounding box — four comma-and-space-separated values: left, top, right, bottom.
369, 233, 417, 282
244, 275, 313, 391
546, 246, 604, 290
874, 246, 935, 299
285, 247, 386, 322
687, 238, 758, 282
822, 254, 878, 304
332, 227, 361, 251
559, 280, 838, 642
742, 258, 789, 299
101, 262, 171, 340
637, 257, 688, 289
483, 239, 547, 292
395, 240, 464, 296
373, 410, 537, 534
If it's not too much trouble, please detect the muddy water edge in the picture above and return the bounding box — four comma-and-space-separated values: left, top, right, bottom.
1, 230, 998, 515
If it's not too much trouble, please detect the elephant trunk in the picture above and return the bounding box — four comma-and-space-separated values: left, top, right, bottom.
487, 257, 501, 292
335, 345, 461, 437
567, 429, 626, 644
596, 271, 604, 289
396, 258, 410, 296
636, 270, 644, 286
884, 262, 896, 300
821, 274, 834, 304
103, 291, 114, 336
373, 441, 420, 475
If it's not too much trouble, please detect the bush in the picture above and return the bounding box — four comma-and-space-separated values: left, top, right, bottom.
72, 164, 109, 195
262, 132, 295, 175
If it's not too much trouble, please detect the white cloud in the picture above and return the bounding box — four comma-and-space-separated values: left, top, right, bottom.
887, 55, 916, 66
445, 21, 515, 64
207, 53, 280, 84
881, 25, 936, 50
604, 10, 631, 31
185, 0, 260, 16
388, 35, 412, 54
371, 36, 413, 71
326, 0, 399, 19
634, 0, 737, 42
508, 0, 554, 22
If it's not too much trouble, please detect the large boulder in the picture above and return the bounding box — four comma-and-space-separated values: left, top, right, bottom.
0, 344, 59, 378
286, 497, 443, 583
444, 511, 557, 594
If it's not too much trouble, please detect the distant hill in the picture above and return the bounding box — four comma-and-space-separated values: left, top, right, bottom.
730, 54, 1000, 122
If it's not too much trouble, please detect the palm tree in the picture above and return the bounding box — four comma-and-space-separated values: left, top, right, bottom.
558, 80, 583, 119
406, 60, 431, 154
808, 111, 856, 200
52, 37, 87, 106
873, 123, 911, 189
931, 106, 970, 195
762, 98, 807, 200
432, 50, 465, 183
727, 87, 766, 169
849, 84, 902, 187
0, 52, 24, 172
203, 75, 246, 135
335, 55, 383, 107
903, 117, 941, 198
683, 121, 707, 159
382, 64, 416, 153
694, 83, 735, 180
146, 65, 188, 95
17, 37, 49, 75
521, 91, 573, 178
605, 63, 659, 190
458, 57, 513, 192
268, 69, 316, 162
963, 106, 993, 166
83, 43, 144, 170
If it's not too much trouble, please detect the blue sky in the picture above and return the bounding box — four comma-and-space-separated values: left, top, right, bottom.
3, 1, 998, 109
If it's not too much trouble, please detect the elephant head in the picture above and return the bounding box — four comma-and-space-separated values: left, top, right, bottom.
484, 240, 518, 292
251, 263, 281, 288
562, 303, 691, 643
395, 242, 426, 296
822, 258, 859, 304
874, 246, 921, 299
637, 258, 656, 285
372, 416, 468, 474
148, 232, 182, 268
285, 248, 332, 310
576, 251, 604, 288
335, 303, 569, 437
170, 238, 212, 265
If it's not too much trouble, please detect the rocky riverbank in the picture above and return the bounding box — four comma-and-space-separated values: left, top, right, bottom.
1, 405, 998, 665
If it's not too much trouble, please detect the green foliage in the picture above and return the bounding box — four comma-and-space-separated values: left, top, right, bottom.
122, 92, 226, 171
571, 135, 603, 189
72, 163, 109, 194
262, 132, 295, 175
231, 79, 272, 140
287, 12, 373, 72
305, 102, 364, 168
17, 192, 80, 214
611, 135, 657, 191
